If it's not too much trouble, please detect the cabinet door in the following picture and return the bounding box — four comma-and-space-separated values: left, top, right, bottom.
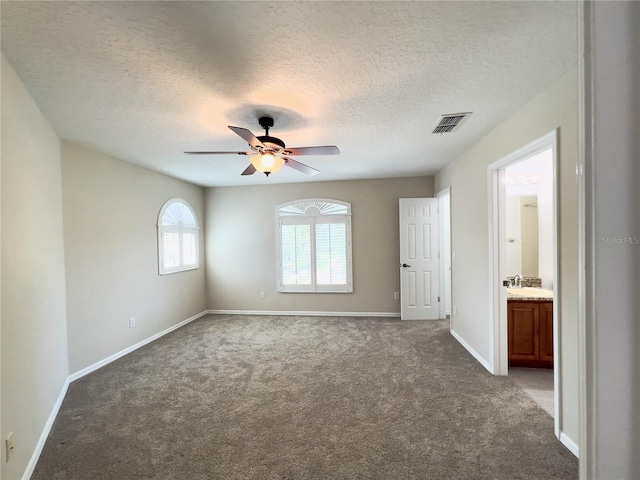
539, 302, 554, 363
508, 302, 539, 363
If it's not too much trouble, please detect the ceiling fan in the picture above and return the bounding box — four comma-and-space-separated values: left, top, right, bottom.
185, 116, 340, 177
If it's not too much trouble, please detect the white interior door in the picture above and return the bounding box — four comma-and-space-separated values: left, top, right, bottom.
399, 198, 439, 320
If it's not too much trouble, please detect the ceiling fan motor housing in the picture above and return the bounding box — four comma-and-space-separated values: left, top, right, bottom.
257, 135, 285, 152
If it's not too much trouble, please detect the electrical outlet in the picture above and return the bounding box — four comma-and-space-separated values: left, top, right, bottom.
453, 306, 457, 316
129, 317, 136, 328
394, 292, 399, 300
260, 291, 266, 299
6, 432, 14, 462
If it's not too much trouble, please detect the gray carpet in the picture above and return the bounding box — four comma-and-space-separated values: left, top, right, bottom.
33, 315, 577, 479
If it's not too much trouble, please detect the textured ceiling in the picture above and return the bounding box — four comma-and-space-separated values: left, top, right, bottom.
0, 1, 577, 187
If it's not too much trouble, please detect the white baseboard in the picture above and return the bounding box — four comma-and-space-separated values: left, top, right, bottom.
403, 318, 444, 321
559, 431, 579, 458
450, 328, 493, 373
68, 310, 208, 382
22, 311, 209, 479
22, 377, 70, 480
206, 309, 400, 318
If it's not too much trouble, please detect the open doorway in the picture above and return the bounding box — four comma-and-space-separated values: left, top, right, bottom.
488, 130, 560, 436
504, 150, 555, 417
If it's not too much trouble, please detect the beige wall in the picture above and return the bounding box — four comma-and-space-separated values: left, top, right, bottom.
205, 177, 433, 313
435, 68, 579, 445
585, 2, 640, 477
62, 142, 207, 373
1, 55, 70, 479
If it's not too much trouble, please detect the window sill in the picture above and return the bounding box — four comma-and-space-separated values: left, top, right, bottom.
278, 289, 353, 294
159, 265, 199, 276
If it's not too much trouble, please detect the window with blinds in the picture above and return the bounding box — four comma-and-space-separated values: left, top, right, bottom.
157, 198, 199, 275
277, 199, 352, 293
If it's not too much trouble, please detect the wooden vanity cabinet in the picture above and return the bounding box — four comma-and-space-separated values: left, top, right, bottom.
508, 300, 553, 368
538, 302, 554, 363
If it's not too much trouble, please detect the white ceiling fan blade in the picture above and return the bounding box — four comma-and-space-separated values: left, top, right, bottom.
284, 146, 340, 156
284, 157, 319, 176
184, 151, 250, 155
228, 126, 265, 150
241, 164, 256, 176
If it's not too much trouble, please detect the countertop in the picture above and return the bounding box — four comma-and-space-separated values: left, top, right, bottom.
507, 287, 553, 301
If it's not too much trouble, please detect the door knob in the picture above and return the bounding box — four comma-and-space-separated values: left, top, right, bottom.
402, 263, 411, 268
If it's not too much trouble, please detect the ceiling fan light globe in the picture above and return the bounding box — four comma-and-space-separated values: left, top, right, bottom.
262, 153, 275, 168
250, 153, 285, 174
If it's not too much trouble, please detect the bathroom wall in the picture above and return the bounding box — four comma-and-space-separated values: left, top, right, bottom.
519, 195, 539, 278
505, 196, 522, 278
505, 148, 554, 289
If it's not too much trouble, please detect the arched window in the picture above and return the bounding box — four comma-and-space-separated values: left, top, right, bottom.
277, 199, 352, 293
157, 198, 199, 275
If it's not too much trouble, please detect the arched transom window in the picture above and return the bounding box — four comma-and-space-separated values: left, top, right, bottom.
276, 199, 352, 293
158, 198, 199, 275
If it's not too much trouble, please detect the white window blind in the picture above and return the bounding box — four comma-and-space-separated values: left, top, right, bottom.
163, 231, 181, 269
315, 220, 347, 285
182, 232, 197, 266
281, 223, 312, 285
158, 199, 199, 275
277, 199, 352, 293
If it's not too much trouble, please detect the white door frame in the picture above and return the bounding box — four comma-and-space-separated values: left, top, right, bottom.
436, 187, 452, 320
487, 129, 560, 437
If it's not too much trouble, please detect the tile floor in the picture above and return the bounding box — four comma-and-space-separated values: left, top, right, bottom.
508, 367, 554, 417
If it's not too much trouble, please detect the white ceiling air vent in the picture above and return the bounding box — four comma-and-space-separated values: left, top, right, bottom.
431, 112, 472, 134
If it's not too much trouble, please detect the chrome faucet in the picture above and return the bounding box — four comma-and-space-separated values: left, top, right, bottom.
512, 274, 522, 288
